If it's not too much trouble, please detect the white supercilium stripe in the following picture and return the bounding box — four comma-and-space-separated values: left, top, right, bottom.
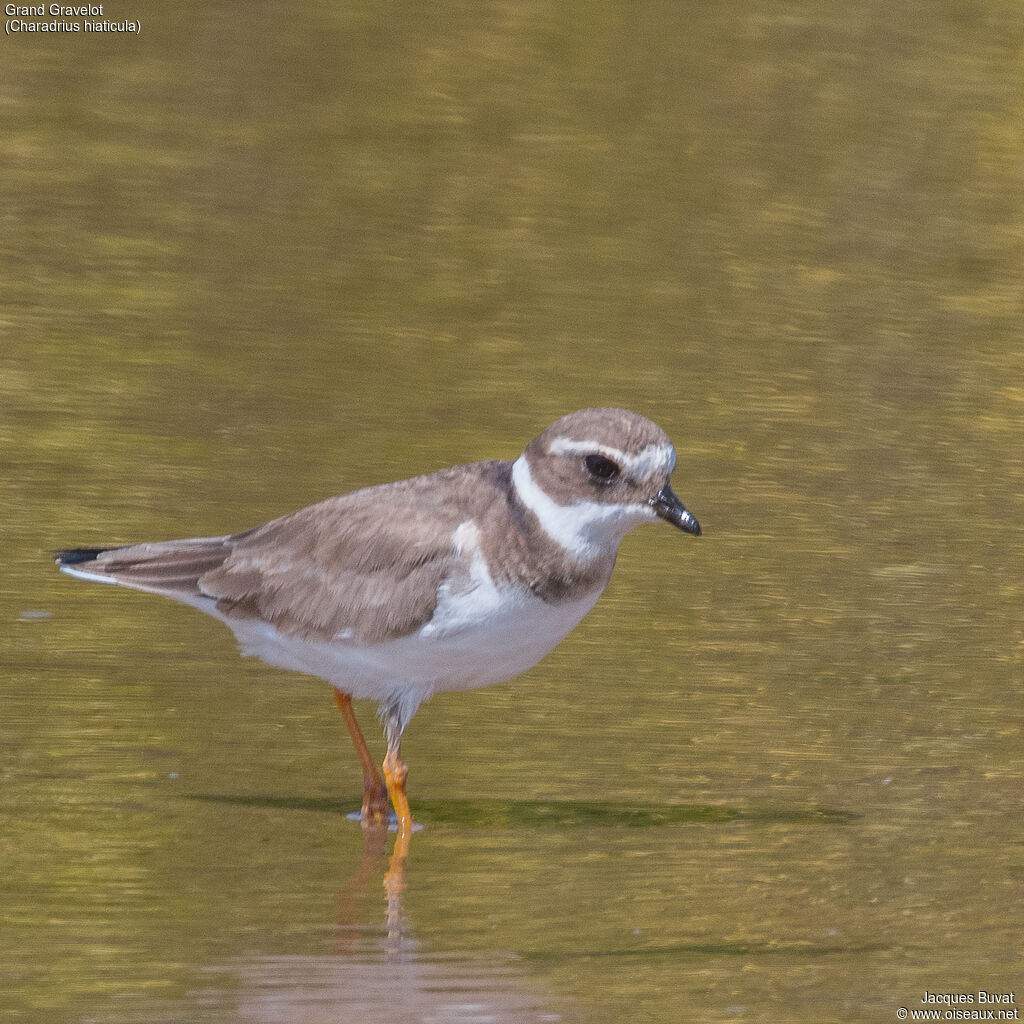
546, 438, 676, 478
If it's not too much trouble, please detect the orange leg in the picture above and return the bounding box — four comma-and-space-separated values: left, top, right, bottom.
382, 743, 412, 900
382, 745, 413, 837
332, 689, 389, 828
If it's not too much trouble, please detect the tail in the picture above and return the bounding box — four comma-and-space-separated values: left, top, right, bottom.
55, 537, 233, 597
56, 546, 122, 567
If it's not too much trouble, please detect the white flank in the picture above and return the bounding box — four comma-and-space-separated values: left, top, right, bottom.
420, 520, 503, 637
216, 565, 602, 712
510, 455, 657, 559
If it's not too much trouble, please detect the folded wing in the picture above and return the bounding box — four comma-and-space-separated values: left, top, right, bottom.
56, 479, 467, 645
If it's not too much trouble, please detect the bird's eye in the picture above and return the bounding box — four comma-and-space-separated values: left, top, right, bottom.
584, 454, 620, 481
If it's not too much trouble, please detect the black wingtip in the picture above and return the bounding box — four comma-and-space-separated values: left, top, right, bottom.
55, 547, 110, 567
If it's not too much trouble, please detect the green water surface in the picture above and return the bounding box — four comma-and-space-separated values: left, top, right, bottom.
2, 2, 1022, 1021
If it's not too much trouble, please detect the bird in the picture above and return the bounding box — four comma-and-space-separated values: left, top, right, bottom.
56, 407, 701, 836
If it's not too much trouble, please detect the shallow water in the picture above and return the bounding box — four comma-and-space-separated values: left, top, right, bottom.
2, 1, 1022, 1021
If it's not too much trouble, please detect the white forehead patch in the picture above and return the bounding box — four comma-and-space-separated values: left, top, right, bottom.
547, 437, 676, 479
511, 455, 658, 559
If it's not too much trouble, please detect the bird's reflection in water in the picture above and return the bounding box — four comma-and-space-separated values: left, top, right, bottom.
383, 824, 412, 950
211, 827, 575, 1024
334, 821, 412, 958
218, 949, 572, 1024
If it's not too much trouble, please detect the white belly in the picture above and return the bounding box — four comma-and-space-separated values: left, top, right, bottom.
219, 583, 603, 705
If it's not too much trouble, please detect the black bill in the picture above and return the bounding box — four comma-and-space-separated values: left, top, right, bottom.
649, 484, 701, 536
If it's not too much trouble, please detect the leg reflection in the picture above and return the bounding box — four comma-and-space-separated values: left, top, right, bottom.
332, 824, 388, 955
334, 818, 414, 956
383, 823, 411, 943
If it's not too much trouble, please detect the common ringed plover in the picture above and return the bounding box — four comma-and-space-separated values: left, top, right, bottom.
56, 407, 701, 835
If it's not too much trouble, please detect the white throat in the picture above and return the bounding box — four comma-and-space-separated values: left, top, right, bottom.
511, 455, 656, 560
